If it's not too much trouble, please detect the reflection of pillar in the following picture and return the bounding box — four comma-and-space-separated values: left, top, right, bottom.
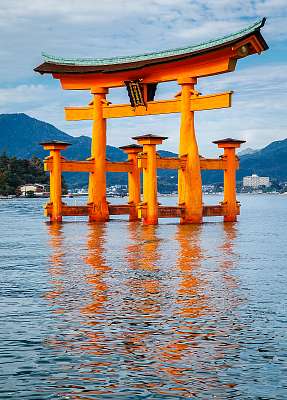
89, 87, 109, 222
213, 138, 245, 222
126, 223, 161, 316
119, 144, 142, 221
82, 223, 110, 315
155, 224, 205, 392
41, 140, 70, 222
175, 224, 204, 317
44, 223, 65, 308
133, 134, 167, 225
178, 77, 202, 224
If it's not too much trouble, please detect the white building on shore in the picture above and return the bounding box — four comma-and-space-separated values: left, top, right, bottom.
243, 174, 270, 188
19, 184, 48, 197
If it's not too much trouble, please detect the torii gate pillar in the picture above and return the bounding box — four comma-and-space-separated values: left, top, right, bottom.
133, 134, 167, 225
88, 87, 109, 222
214, 138, 246, 222
40, 140, 71, 223
178, 77, 203, 224
119, 144, 143, 221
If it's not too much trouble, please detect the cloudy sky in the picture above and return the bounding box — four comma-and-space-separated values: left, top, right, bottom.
0, 0, 286, 155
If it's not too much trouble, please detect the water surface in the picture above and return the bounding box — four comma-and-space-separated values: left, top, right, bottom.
0, 195, 286, 399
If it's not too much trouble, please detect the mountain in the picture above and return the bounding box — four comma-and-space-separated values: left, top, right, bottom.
0, 113, 125, 161
0, 113, 176, 190
0, 113, 287, 188
238, 147, 258, 156
238, 139, 287, 181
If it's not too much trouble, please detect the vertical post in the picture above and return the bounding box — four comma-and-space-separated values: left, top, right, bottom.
51, 149, 62, 222
213, 138, 246, 222
119, 144, 143, 221
89, 87, 109, 222
41, 141, 71, 223
178, 77, 202, 224
133, 134, 167, 225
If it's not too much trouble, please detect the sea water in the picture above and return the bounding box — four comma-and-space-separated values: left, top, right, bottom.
0, 195, 286, 399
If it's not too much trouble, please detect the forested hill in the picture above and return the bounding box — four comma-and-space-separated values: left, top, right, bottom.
0, 154, 48, 196
0, 113, 287, 187
0, 113, 125, 161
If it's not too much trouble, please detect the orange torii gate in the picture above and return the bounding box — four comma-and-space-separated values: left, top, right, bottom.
35, 19, 268, 224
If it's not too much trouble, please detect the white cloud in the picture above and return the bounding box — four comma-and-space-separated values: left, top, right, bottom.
0, 0, 286, 153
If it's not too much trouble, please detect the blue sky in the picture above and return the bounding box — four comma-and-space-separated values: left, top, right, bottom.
0, 0, 286, 156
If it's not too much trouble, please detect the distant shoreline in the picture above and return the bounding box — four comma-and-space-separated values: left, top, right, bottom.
1, 192, 286, 200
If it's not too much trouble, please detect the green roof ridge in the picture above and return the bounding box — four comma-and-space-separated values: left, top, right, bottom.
42, 18, 266, 66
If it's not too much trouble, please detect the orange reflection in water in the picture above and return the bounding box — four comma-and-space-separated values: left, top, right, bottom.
43, 220, 242, 399
43, 223, 65, 310
81, 223, 110, 317
154, 223, 241, 398
125, 223, 161, 314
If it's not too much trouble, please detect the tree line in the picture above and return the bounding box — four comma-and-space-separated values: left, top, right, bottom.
0, 153, 49, 196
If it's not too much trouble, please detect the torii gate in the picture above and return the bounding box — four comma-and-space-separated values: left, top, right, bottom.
35, 19, 268, 224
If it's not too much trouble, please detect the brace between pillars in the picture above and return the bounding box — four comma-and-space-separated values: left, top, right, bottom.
178, 77, 203, 224
213, 138, 246, 222
41, 140, 71, 223
89, 87, 109, 222
119, 144, 143, 221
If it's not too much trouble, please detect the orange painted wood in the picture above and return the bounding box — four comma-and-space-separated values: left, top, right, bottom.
44, 203, 240, 219
44, 159, 133, 173
65, 92, 232, 121
223, 149, 238, 222
108, 205, 131, 215
88, 90, 109, 221
158, 206, 184, 218
179, 81, 203, 224
55, 47, 238, 89
49, 150, 63, 222
45, 204, 90, 216
44, 157, 238, 173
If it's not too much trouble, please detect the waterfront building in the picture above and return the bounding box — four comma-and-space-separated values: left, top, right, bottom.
19, 183, 48, 197
243, 174, 270, 188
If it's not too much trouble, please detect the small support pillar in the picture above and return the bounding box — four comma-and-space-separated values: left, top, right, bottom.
213, 138, 246, 222
41, 140, 71, 222
119, 144, 143, 221
133, 134, 167, 225
89, 87, 109, 222
178, 77, 203, 224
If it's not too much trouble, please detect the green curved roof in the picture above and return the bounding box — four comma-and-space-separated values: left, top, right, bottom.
41, 19, 266, 67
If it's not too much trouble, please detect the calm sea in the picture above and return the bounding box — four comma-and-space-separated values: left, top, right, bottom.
0, 195, 286, 399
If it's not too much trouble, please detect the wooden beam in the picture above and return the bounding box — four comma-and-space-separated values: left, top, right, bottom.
44, 157, 238, 173
109, 205, 131, 215
200, 158, 239, 170
157, 158, 182, 169
65, 92, 232, 121
44, 203, 240, 218
45, 204, 90, 217
44, 159, 133, 173
107, 161, 132, 173
138, 157, 238, 170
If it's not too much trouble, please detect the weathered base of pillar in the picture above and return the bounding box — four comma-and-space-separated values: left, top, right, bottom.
178, 203, 202, 224
44, 202, 63, 223
143, 217, 158, 225
129, 215, 141, 222
49, 215, 63, 223
88, 201, 109, 222
128, 203, 141, 221
180, 216, 203, 224
224, 215, 237, 222
89, 215, 109, 222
